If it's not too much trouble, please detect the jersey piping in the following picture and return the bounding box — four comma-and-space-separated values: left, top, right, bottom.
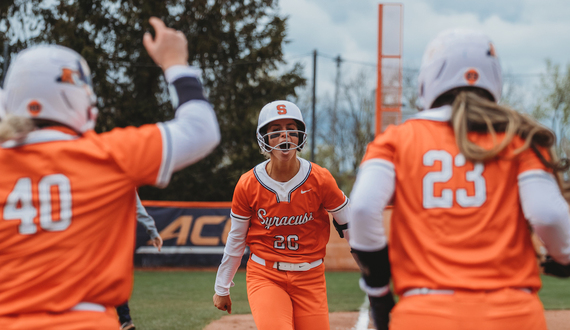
253, 167, 280, 203
518, 169, 555, 182
327, 196, 349, 213
230, 211, 251, 221
156, 123, 173, 188
253, 158, 312, 203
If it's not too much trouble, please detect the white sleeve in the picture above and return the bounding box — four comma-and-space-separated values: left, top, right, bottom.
160, 100, 220, 172
154, 66, 221, 187
214, 215, 249, 296
519, 170, 570, 264
135, 193, 160, 239
330, 197, 350, 225
349, 159, 395, 252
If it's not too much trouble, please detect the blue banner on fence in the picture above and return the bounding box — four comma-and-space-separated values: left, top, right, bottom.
134, 202, 249, 268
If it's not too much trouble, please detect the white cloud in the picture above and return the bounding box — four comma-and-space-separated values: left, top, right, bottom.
278, 0, 570, 104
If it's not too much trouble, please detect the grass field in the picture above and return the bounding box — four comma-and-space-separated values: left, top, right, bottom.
129, 269, 570, 330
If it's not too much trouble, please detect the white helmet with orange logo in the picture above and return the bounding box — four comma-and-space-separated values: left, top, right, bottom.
0, 88, 6, 119
417, 28, 502, 110
3, 45, 98, 133
256, 100, 307, 153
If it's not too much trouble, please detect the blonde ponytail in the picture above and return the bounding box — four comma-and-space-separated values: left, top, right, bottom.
452, 92, 556, 160
450, 91, 569, 191
0, 115, 35, 143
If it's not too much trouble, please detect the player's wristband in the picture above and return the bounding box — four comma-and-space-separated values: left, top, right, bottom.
333, 218, 348, 238
351, 246, 391, 288
168, 76, 207, 109
542, 255, 570, 278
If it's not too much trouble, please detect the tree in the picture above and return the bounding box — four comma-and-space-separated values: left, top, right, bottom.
501, 74, 528, 112
532, 60, 570, 160
0, 0, 306, 201
296, 69, 375, 194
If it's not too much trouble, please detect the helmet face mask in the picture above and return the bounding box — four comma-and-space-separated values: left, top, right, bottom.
258, 127, 305, 153
3, 45, 98, 133
417, 28, 502, 110
256, 101, 307, 154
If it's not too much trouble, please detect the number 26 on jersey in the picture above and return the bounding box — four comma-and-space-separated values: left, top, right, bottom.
422, 150, 487, 209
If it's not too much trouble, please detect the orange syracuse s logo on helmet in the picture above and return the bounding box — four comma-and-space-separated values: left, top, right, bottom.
27, 100, 42, 116
57, 68, 79, 85
276, 104, 287, 115
464, 68, 479, 85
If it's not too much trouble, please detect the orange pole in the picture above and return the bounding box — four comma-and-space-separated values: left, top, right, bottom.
376, 4, 383, 137
398, 4, 403, 124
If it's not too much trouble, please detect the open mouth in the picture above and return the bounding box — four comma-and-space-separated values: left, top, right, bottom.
279, 143, 290, 150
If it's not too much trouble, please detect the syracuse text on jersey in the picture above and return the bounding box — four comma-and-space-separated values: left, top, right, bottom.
257, 208, 314, 229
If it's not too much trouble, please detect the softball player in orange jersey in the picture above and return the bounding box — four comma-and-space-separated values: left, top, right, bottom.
349, 29, 570, 330
0, 18, 220, 330
213, 100, 351, 330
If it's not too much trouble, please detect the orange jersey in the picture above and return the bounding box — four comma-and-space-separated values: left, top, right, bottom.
362, 110, 549, 294
231, 158, 347, 263
0, 125, 166, 316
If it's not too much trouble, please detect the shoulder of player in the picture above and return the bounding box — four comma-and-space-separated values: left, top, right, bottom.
505, 135, 551, 161
237, 167, 256, 183
390, 116, 437, 132
236, 161, 267, 187
369, 120, 414, 141
96, 123, 160, 137
382, 107, 450, 135
303, 159, 337, 185
306, 160, 329, 176
88, 124, 162, 150
367, 117, 443, 151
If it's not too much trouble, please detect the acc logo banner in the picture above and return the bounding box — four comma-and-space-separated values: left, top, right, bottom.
134, 201, 248, 267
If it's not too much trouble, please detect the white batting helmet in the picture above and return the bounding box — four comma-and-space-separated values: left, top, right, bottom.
3, 45, 98, 133
256, 100, 307, 153
0, 88, 6, 119
417, 28, 502, 110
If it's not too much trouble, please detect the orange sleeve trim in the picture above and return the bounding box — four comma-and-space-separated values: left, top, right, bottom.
140, 200, 232, 208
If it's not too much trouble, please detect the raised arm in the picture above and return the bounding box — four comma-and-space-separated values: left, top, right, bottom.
141, 17, 221, 186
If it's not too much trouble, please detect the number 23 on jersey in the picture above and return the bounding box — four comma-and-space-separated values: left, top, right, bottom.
422, 150, 487, 209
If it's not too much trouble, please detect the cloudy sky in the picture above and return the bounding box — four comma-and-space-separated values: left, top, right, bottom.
276, 0, 570, 107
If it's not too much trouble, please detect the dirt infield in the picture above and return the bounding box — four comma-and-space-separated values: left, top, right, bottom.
203, 312, 363, 330
203, 310, 570, 330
